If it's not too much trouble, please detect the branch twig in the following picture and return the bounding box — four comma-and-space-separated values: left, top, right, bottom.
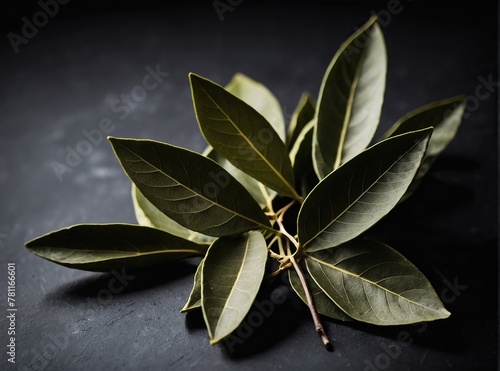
289, 249, 332, 351
275, 200, 299, 250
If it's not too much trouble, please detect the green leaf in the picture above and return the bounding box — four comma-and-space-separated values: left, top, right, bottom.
181, 258, 204, 312
289, 120, 319, 196
287, 92, 316, 149
189, 73, 301, 201
24, 224, 208, 272
132, 184, 215, 244
382, 96, 466, 200
204, 147, 276, 209
288, 269, 352, 321
202, 231, 268, 345
109, 137, 272, 237
313, 16, 387, 179
298, 128, 433, 252
225, 73, 286, 142
305, 239, 450, 325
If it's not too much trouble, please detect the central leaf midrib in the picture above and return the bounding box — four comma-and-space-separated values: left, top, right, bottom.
314, 17, 377, 176
306, 254, 436, 312
197, 81, 298, 200
304, 138, 422, 247
213, 236, 251, 337
334, 50, 363, 170
120, 144, 273, 233
34, 247, 204, 261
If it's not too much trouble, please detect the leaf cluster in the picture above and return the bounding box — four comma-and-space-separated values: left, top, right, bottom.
25, 17, 465, 349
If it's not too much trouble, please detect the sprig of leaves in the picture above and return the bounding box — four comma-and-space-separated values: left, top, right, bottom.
25, 17, 464, 351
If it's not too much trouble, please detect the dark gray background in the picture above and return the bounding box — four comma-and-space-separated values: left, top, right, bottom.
0, 1, 497, 370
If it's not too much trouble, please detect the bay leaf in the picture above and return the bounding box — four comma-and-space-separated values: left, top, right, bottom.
289, 120, 319, 197
383, 96, 466, 201
288, 269, 352, 321
287, 92, 316, 149
202, 231, 267, 344
189, 73, 301, 201
313, 16, 386, 179
109, 137, 272, 237
132, 184, 215, 244
226, 73, 286, 142
305, 239, 450, 325
181, 258, 204, 312
25, 223, 208, 272
204, 147, 276, 209
299, 129, 432, 252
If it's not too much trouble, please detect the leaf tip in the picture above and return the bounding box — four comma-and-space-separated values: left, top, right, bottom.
408, 126, 434, 142
24, 234, 43, 249
180, 301, 200, 313
441, 308, 451, 319
369, 14, 378, 24
455, 95, 467, 108
209, 338, 219, 346
107, 136, 120, 144
188, 72, 202, 83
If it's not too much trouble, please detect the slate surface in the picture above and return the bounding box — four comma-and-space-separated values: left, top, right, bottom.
0, 2, 497, 370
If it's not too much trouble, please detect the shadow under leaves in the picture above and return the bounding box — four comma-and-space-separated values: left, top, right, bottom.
185, 273, 309, 359
44, 259, 198, 304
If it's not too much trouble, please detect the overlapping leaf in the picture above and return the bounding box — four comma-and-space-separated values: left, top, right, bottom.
132, 184, 215, 244
204, 147, 276, 209
109, 137, 272, 237
226, 73, 286, 142
287, 92, 316, 149
289, 269, 352, 321
189, 73, 301, 201
202, 231, 267, 344
305, 239, 450, 325
313, 16, 387, 179
289, 120, 318, 196
181, 258, 204, 312
298, 129, 433, 252
382, 96, 466, 200
25, 224, 208, 272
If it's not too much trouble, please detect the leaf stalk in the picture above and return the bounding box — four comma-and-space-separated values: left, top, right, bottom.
288, 245, 332, 350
